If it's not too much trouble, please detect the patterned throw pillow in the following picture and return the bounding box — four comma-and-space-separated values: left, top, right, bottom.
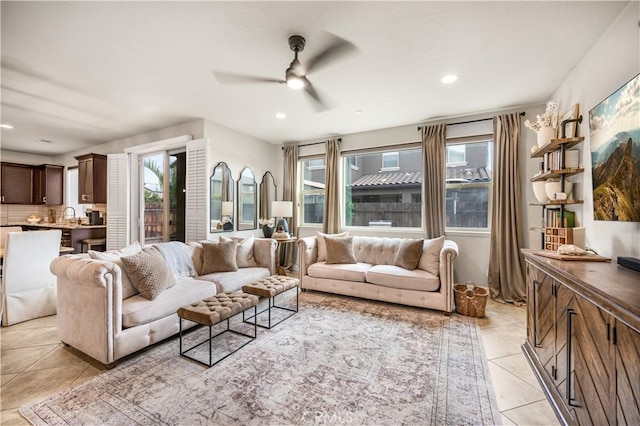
324, 236, 357, 264
316, 231, 349, 262
120, 250, 176, 300
393, 238, 424, 270
201, 241, 238, 274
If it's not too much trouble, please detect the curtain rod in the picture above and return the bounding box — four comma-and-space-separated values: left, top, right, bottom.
417, 111, 525, 131
281, 138, 341, 150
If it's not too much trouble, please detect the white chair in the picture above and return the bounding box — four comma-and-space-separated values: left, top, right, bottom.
0, 226, 22, 249
1, 230, 62, 326
0, 226, 22, 278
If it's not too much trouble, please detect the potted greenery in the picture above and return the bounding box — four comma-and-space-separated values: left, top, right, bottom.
525, 100, 558, 147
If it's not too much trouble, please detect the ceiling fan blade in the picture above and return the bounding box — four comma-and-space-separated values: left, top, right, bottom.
212, 70, 284, 85
305, 33, 357, 74
304, 80, 329, 112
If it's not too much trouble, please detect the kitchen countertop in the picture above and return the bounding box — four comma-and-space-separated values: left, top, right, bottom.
7, 222, 107, 229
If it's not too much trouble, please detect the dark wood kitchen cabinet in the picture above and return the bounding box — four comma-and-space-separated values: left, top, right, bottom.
33, 164, 64, 205
75, 153, 107, 204
1, 162, 64, 205
1, 162, 35, 204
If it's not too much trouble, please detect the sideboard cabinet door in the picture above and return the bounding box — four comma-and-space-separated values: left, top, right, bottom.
615, 320, 640, 425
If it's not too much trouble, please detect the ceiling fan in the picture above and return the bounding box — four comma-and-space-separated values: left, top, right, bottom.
212, 33, 357, 111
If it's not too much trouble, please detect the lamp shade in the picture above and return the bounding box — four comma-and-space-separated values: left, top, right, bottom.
271, 201, 293, 218
221, 201, 233, 216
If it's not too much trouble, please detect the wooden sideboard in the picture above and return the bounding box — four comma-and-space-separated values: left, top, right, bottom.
522, 250, 640, 425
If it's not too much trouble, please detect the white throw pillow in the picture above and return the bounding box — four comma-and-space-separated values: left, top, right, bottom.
88, 241, 142, 261
316, 231, 349, 262
88, 241, 143, 299
220, 235, 257, 268
418, 236, 445, 276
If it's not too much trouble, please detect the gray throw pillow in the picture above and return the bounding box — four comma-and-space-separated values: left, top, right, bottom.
201, 241, 238, 274
324, 236, 357, 264
393, 238, 424, 270
120, 250, 176, 300
316, 231, 349, 262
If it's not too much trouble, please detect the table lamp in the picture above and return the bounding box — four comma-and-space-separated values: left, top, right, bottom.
271, 201, 293, 235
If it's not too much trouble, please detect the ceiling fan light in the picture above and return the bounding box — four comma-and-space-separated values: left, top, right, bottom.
287, 76, 305, 90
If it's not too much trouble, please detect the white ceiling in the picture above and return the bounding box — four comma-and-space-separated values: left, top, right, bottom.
0, 1, 628, 156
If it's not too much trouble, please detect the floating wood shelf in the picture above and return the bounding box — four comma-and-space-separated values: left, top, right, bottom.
530, 168, 584, 182
531, 137, 585, 158
529, 200, 584, 206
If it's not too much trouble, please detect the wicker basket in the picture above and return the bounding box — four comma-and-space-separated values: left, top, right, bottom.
454, 282, 489, 317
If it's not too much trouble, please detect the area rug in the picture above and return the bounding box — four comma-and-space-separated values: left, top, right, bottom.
21, 292, 500, 425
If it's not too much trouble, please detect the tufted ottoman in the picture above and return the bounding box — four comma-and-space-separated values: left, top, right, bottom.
177, 291, 259, 367
242, 275, 299, 329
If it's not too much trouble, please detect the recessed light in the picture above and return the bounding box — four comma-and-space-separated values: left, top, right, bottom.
355, 109, 363, 114
0, 124, 14, 129
275, 112, 287, 119
441, 74, 458, 84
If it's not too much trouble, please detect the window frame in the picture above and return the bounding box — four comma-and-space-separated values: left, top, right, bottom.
299, 155, 326, 227
445, 135, 493, 234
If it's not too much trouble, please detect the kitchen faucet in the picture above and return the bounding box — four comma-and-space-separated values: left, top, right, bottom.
60, 206, 76, 224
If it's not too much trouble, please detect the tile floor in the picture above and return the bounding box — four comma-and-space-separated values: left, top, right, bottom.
1, 298, 559, 425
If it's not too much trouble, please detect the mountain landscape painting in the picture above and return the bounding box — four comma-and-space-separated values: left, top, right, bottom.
589, 73, 640, 222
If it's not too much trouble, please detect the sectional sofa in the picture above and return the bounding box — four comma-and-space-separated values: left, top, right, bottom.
298, 234, 458, 312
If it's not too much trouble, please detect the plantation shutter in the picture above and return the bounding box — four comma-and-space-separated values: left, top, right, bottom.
185, 138, 208, 242
106, 153, 130, 250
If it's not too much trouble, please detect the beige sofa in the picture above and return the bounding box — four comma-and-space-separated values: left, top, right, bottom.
50, 238, 275, 366
298, 235, 458, 312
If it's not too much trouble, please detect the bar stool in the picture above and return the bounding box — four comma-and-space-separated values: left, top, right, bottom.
82, 238, 106, 253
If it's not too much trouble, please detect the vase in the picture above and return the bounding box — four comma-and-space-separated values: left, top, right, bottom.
532, 181, 549, 203
537, 126, 555, 148
545, 180, 573, 200
262, 226, 274, 238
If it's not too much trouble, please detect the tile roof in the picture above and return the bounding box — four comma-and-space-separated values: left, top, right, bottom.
348, 166, 490, 187
446, 165, 491, 182
349, 171, 422, 187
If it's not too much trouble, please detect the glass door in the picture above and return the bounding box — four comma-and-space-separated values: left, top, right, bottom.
140, 150, 186, 245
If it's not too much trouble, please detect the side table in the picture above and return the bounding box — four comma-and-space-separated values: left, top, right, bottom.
274, 236, 297, 275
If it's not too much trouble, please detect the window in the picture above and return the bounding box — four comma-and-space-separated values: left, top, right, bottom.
381, 151, 399, 170
300, 157, 326, 225
307, 158, 325, 170
65, 167, 84, 217
343, 147, 422, 228
445, 138, 493, 230
447, 145, 467, 166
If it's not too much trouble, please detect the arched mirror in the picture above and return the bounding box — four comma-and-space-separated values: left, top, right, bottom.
260, 171, 277, 220
237, 168, 257, 231
210, 162, 234, 233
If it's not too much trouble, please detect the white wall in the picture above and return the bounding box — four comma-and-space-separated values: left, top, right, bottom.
51, 119, 206, 167
0, 151, 55, 165
203, 119, 281, 239
531, 1, 640, 258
